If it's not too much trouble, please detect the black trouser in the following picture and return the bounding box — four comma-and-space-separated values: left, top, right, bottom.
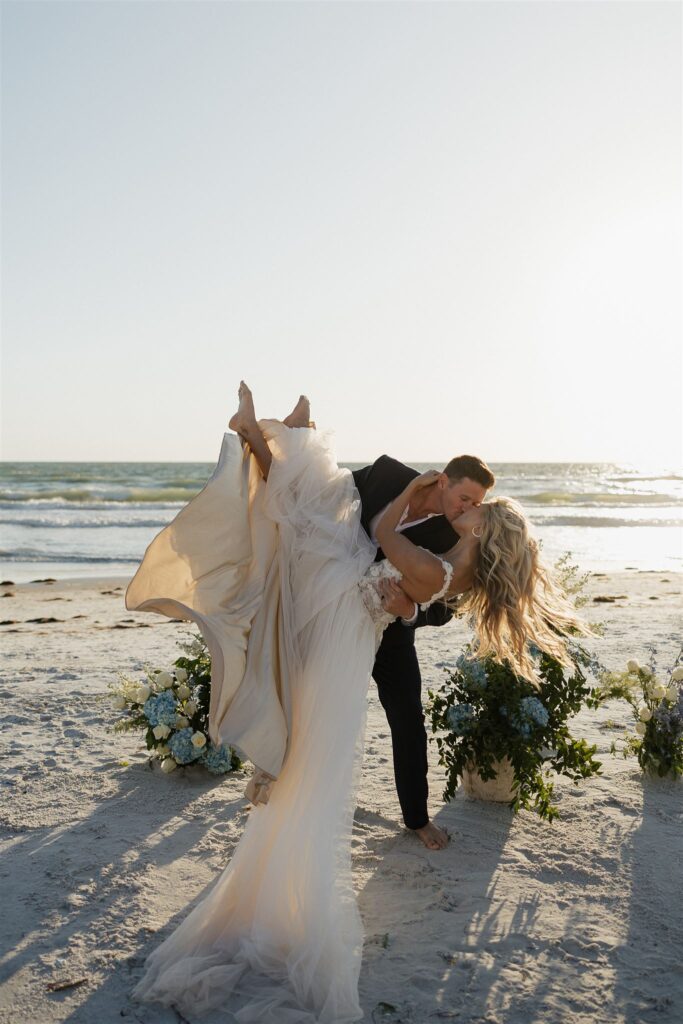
372, 621, 429, 830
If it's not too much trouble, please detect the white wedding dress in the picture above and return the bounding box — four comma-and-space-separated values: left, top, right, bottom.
126, 421, 452, 1024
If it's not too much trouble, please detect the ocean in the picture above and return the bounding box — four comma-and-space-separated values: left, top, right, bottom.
1, 459, 681, 582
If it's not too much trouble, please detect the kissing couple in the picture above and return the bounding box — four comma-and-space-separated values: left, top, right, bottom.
126, 383, 586, 1024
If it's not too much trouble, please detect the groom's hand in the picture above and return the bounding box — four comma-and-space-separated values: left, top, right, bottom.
377, 579, 417, 620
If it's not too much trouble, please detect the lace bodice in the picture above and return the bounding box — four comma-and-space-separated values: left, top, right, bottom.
357, 553, 454, 632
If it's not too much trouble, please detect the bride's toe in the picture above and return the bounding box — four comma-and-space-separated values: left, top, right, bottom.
229, 381, 257, 435
283, 394, 312, 428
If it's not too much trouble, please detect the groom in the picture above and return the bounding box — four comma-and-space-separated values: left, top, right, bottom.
352, 454, 495, 850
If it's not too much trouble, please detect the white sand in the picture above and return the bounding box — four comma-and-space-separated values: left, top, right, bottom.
1, 570, 681, 1024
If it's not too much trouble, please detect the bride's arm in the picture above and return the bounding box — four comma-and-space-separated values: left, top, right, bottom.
375, 474, 477, 603
387, 537, 475, 604
374, 476, 455, 603
374, 471, 438, 537
381, 542, 443, 604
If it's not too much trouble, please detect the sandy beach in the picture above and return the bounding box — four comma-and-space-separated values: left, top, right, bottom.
1, 569, 681, 1024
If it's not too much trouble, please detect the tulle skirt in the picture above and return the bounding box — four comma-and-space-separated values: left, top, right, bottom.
131, 422, 378, 1023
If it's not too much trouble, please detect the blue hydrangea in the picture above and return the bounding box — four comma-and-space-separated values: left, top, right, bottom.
528, 643, 542, 660
143, 691, 178, 728
468, 663, 488, 688
518, 696, 549, 727
168, 727, 203, 765
200, 742, 235, 775
447, 703, 477, 736
508, 696, 549, 737
456, 655, 488, 691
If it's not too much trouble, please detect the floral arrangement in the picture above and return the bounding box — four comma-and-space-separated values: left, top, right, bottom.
427, 642, 603, 821
109, 632, 242, 776
598, 658, 683, 778
426, 554, 604, 821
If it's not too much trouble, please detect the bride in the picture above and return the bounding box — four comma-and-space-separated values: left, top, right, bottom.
127, 383, 587, 1023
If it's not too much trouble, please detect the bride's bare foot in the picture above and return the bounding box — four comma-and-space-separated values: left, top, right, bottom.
412, 821, 449, 851
283, 395, 311, 429
229, 381, 258, 438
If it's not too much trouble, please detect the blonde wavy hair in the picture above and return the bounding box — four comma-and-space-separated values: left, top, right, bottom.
454, 497, 592, 683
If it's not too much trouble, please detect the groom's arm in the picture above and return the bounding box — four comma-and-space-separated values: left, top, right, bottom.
410, 602, 454, 630
398, 600, 453, 629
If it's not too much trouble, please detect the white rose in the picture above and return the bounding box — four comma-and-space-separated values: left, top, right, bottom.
157, 744, 170, 756
652, 685, 666, 700
638, 706, 652, 722
175, 715, 190, 729
160, 757, 177, 773
671, 667, 683, 682
191, 731, 207, 749
156, 671, 174, 689
176, 684, 191, 701
666, 685, 679, 702
185, 701, 197, 716
112, 695, 127, 710
135, 685, 151, 703
627, 660, 640, 673
175, 668, 188, 683
153, 724, 171, 740
635, 722, 647, 737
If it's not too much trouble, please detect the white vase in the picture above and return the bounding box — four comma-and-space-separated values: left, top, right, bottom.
461, 757, 516, 802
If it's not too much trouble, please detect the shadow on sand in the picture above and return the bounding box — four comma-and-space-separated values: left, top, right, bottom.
2, 760, 248, 1024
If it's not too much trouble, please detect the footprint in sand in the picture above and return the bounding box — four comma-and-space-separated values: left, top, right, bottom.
559, 936, 607, 963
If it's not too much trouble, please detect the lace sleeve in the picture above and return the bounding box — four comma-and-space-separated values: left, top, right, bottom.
418, 555, 454, 611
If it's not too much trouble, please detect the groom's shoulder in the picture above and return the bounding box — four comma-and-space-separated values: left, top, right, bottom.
352, 456, 418, 496
360, 455, 418, 488
369, 454, 414, 474
352, 456, 420, 522
375, 454, 418, 478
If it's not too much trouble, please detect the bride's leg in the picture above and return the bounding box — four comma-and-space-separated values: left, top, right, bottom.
229, 382, 273, 480
283, 395, 313, 429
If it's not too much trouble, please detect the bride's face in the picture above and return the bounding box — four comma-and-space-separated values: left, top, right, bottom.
450, 504, 485, 536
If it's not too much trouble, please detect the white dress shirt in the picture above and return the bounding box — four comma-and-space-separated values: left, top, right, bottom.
369, 503, 434, 544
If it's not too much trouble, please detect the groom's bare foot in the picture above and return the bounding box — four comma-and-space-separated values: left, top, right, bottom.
283, 394, 311, 428
412, 821, 449, 851
229, 381, 258, 437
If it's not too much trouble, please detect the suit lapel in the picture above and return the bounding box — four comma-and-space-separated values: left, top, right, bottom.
361, 460, 417, 529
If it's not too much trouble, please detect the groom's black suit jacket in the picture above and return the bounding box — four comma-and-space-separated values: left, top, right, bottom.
352, 455, 458, 639
352, 454, 458, 830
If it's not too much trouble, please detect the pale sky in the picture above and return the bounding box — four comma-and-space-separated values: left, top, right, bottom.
1, 0, 681, 466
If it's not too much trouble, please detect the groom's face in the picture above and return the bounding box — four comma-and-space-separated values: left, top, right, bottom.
440, 475, 488, 522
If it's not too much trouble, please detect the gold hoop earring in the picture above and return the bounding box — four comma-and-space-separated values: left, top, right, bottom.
472, 527, 482, 538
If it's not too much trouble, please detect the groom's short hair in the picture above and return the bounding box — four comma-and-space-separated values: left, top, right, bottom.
443, 455, 495, 489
